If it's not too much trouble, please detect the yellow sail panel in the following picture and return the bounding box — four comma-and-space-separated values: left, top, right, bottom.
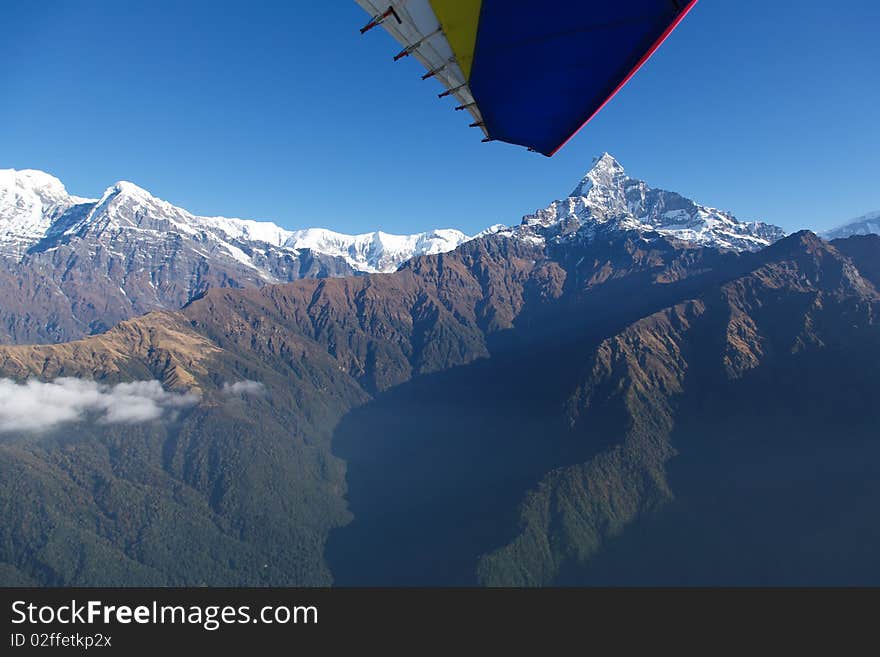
429, 0, 482, 80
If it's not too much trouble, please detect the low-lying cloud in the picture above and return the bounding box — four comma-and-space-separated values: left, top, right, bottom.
222, 380, 265, 396
0, 378, 199, 433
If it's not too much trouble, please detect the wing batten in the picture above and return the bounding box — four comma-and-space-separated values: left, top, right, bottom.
355, 0, 697, 155
355, 0, 486, 132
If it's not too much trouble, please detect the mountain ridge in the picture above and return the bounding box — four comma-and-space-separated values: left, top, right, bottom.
508, 153, 786, 252
0, 169, 473, 344
0, 155, 786, 346
822, 210, 880, 240
2, 229, 879, 586
1, 169, 471, 274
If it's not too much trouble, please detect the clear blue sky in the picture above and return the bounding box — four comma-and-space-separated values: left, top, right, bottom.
1, 1, 877, 235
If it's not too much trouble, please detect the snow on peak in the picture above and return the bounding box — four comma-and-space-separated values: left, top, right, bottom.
91, 180, 168, 214
1, 168, 66, 197
106, 180, 154, 199
474, 223, 508, 238
1, 155, 791, 276
74, 180, 470, 272
568, 152, 629, 212
822, 210, 880, 240
518, 153, 785, 252
0, 168, 476, 274
0, 168, 94, 209
283, 227, 471, 273
0, 168, 94, 257
59, 178, 202, 240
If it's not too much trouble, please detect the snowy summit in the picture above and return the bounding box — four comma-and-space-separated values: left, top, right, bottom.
0, 169, 471, 273
1, 156, 789, 273
503, 153, 786, 251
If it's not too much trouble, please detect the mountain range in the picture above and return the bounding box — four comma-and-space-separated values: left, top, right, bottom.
0, 168, 471, 344
0, 154, 787, 344
822, 210, 880, 240
507, 153, 786, 251
2, 156, 879, 586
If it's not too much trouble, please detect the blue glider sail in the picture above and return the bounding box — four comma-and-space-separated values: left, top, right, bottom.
356, 0, 698, 156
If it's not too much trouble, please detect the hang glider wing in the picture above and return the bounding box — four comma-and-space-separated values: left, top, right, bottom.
355, 0, 698, 156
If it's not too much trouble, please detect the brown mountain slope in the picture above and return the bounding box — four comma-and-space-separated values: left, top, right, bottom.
0, 229, 356, 346
0, 231, 745, 585
832, 233, 880, 289
2, 231, 878, 585
477, 233, 880, 585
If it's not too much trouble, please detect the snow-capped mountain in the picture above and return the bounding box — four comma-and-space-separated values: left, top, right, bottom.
0, 169, 472, 344
822, 211, 880, 240
0, 170, 470, 274
502, 153, 785, 251
0, 169, 94, 258
0, 156, 787, 345
282, 227, 470, 274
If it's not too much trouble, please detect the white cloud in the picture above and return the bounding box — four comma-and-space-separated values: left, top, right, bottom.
221, 380, 265, 396
0, 378, 199, 433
